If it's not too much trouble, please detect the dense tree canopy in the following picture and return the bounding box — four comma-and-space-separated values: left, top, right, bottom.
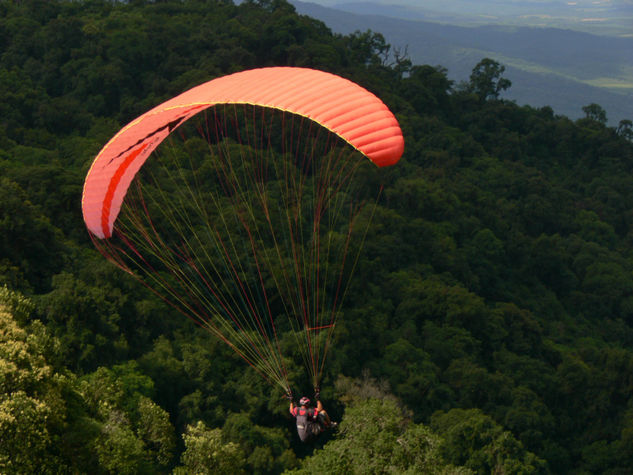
1, 0, 633, 473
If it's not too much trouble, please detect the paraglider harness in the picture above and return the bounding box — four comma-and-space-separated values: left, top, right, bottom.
288, 393, 326, 442
293, 406, 321, 442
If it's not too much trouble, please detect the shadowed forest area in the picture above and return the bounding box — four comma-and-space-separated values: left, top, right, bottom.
1, 1, 633, 473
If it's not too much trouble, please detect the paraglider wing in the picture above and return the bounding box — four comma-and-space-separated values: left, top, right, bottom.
82, 67, 404, 393
82, 67, 404, 239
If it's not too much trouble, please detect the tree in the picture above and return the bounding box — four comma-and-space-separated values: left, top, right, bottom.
376, 338, 440, 414
467, 58, 512, 101
0, 287, 66, 472
288, 398, 471, 474
344, 30, 391, 67
431, 408, 547, 474
0, 178, 65, 292
222, 411, 295, 473
582, 103, 607, 125
616, 119, 632, 141
401, 65, 453, 116
79, 363, 177, 472
40, 271, 130, 372
136, 395, 177, 467
174, 421, 246, 475
90, 409, 149, 475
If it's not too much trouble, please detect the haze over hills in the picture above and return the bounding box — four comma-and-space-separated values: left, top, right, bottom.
292, 1, 633, 123
315, 0, 633, 36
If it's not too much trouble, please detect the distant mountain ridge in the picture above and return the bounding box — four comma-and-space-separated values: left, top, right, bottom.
331, 0, 633, 36
292, 0, 633, 123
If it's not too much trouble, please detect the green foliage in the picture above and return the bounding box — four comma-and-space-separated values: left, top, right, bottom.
431, 408, 547, 474
0, 177, 65, 292
174, 421, 246, 475
466, 58, 512, 101
223, 411, 296, 473
288, 395, 470, 474
0, 285, 35, 325
0, 290, 66, 472
79, 363, 177, 473
91, 411, 148, 475
39, 271, 130, 372
582, 103, 608, 125
1, 0, 633, 473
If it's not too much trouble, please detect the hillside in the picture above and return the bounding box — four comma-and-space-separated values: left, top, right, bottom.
328, 0, 633, 35
292, 0, 633, 124
1, 1, 633, 473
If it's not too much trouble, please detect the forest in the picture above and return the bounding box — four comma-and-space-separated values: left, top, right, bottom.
1, 0, 633, 473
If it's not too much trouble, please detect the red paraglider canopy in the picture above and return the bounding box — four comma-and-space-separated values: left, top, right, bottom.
82, 67, 404, 239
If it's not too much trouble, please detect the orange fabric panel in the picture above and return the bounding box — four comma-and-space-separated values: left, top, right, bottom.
82, 67, 405, 238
